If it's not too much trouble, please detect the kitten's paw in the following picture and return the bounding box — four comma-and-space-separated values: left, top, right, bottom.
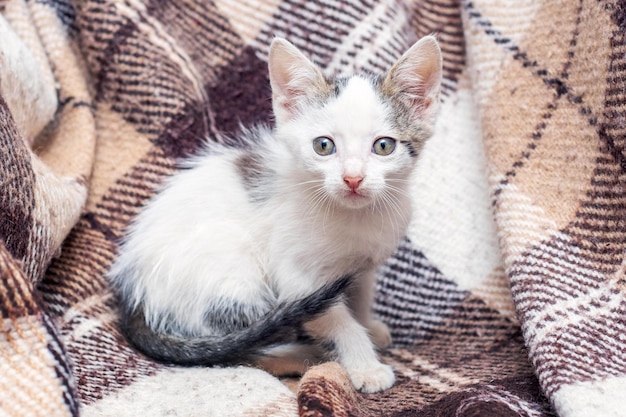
367, 320, 392, 349
347, 362, 395, 393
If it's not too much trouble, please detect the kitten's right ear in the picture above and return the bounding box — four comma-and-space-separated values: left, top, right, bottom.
268, 38, 326, 125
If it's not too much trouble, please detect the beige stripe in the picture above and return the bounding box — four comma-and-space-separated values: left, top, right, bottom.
215, 0, 282, 45
30, 2, 94, 180
0, 315, 71, 417
390, 349, 480, 391
473, 265, 518, 321
86, 105, 155, 212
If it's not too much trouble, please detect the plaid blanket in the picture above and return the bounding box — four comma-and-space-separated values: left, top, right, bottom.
1, 0, 624, 416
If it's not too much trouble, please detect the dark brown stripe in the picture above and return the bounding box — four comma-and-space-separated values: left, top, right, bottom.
41, 312, 79, 416
206, 47, 273, 135
78, 3, 202, 142
68, 316, 161, 404
411, 0, 466, 96
258, 0, 374, 65
41, 224, 115, 315
507, 0, 626, 396
0, 96, 35, 264
377, 239, 519, 346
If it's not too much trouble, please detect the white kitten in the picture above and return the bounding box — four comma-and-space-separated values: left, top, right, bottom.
108, 36, 442, 393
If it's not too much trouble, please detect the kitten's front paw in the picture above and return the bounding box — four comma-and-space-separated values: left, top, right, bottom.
347, 362, 395, 393
367, 320, 392, 349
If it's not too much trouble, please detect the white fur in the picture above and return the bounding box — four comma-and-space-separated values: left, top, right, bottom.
110, 36, 442, 393
111, 76, 412, 332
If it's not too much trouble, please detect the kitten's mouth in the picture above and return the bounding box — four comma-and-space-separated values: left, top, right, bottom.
340, 189, 371, 207
346, 189, 364, 198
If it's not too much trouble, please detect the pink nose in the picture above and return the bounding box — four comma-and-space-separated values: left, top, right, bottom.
343, 176, 363, 190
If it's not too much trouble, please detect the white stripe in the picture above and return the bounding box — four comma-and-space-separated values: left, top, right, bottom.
523, 284, 623, 360
61, 294, 117, 341
117, 0, 207, 97
326, 0, 410, 76
81, 367, 297, 417
408, 86, 502, 292
552, 376, 626, 417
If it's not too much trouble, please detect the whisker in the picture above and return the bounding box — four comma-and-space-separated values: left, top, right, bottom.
376, 189, 405, 237
303, 188, 333, 232
384, 183, 410, 196
373, 194, 391, 236
280, 179, 325, 192
304, 187, 327, 218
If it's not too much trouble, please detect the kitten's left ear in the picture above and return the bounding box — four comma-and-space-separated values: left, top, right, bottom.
268, 38, 327, 125
382, 36, 443, 123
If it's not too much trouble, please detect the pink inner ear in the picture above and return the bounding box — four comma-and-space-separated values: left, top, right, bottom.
398, 64, 441, 116
385, 37, 442, 119
392, 77, 438, 120
277, 88, 301, 115
273, 81, 313, 121
268, 39, 325, 124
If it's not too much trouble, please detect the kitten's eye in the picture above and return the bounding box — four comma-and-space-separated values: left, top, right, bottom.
313, 137, 336, 156
372, 137, 396, 156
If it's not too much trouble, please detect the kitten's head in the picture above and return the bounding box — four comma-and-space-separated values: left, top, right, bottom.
268, 37, 442, 210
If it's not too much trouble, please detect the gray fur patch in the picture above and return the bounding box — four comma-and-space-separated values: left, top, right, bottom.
319, 340, 339, 361
235, 149, 275, 203
331, 76, 351, 97
375, 76, 432, 158
400, 140, 418, 158
236, 151, 264, 188
203, 297, 274, 335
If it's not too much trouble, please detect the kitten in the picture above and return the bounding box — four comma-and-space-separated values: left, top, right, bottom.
109, 36, 442, 393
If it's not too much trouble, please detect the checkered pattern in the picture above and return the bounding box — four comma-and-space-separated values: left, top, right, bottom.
1, 0, 624, 416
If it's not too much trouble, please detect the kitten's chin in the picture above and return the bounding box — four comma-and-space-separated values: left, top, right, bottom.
335, 191, 374, 210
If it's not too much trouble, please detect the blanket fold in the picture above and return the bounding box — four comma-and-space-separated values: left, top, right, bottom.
1, 1, 624, 416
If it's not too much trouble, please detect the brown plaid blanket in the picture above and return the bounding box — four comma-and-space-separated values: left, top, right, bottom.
1, 0, 624, 416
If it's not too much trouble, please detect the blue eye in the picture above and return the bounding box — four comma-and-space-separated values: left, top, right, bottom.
372, 137, 396, 156
313, 137, 336, 156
